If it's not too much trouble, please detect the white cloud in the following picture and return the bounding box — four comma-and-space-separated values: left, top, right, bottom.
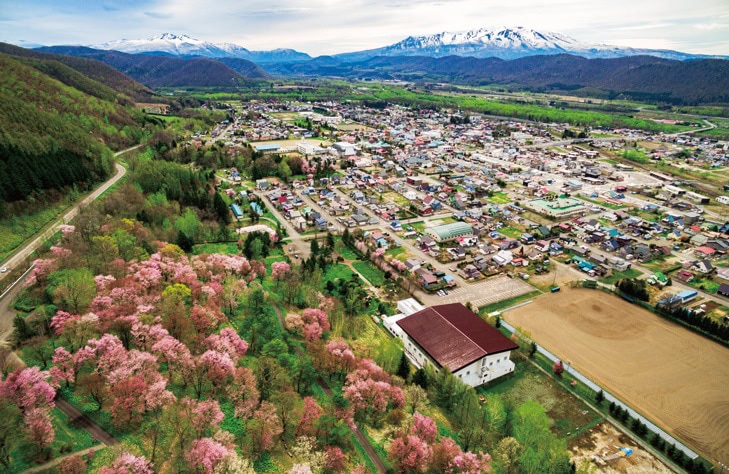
2, 0, 728, 55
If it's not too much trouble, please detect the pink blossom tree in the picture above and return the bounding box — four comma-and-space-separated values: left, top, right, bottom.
247, 401, 283, 454
388, 435, 432, 473
410, 413, 437, 444
271, 261, 291, 288
204, 328, 248, 359
227, 367, 260, 420
296, 396, 323, 437
185, 437, 234, 474
26, 408, 55, 448
325, 446, 347, 473
98, 452, 154, 474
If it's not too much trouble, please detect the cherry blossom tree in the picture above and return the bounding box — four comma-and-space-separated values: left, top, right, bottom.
247, 401, 283, 454
0, 366, 56, 413
186, 437, 234, 474
289, 464, 313, 474
26, 408, 54, 448
296, 396, 323, 437
410, 413, 437, 444
271, 261, 291, 288
58, 454, 86, 474
98, 452, 154, 474
204, 328, 248, 359
191, 350, 236, 399
325, 446, 347, 473
388, 435, 432, 473
227, 367, 260, 420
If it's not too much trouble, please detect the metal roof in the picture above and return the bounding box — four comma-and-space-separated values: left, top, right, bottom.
396, 303, 518, 372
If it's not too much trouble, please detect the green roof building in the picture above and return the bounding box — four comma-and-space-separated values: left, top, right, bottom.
426, 222, 474, 242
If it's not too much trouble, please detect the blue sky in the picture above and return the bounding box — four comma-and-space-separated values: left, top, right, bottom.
1, 0, 728, 55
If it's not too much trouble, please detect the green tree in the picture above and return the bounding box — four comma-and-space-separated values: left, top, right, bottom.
396, 352, 411, 380
0, 401, 23, 468
48, 268, 96, 314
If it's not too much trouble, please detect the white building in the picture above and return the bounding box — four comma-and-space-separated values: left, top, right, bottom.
384, 301, 517, 387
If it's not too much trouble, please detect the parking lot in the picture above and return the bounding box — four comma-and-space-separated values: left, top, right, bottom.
419, 274, 535, 308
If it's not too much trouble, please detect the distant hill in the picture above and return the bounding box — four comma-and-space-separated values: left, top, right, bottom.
267, 54, 729, 104
0, 52, 147, 206
0, 42, 152, 102
95, 33, 311, 63
37, 46, 270, 87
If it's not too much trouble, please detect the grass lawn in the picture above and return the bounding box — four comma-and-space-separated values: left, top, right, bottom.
479, 361, 602, 440
499, 226, 523, 239
478, 290, 541, 315
686, 277, 720, 294
576, 195, 627, 210
410, 221, 426, 233
0, 201, 71, 263
264, 255, 289, 273
385, 246, 406, 259
337, 245, 360, 261
487, 192, 512, 205
352, 261, 386, 286
323, 263, 356, 285
599, 268, 643, 285
51, 406, 97, 452
192, 242, 240, 255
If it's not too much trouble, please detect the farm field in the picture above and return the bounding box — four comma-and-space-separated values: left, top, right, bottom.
503, 288, 729, 466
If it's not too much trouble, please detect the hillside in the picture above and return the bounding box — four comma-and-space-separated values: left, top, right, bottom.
0, 42, 152, 101
37, 46, 269, 87
267, 54, 729, 104
0, 53, 146, 205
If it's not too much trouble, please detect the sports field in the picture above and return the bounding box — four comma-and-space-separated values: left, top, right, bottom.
504, 288, 729, 466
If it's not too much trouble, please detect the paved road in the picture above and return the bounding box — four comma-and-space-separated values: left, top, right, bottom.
0, 145, 140, 283
56, 398, 119, 446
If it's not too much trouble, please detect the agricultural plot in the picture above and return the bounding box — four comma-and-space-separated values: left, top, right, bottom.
504, 288, 729, 466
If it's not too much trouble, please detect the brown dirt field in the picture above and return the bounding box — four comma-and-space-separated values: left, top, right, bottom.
570, 422, 673, 473
504, 288, 729, 466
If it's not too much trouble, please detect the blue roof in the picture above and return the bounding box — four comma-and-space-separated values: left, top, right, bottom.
230, 204, 243, 217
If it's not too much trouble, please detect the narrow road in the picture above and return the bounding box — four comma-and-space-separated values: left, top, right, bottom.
22, 446, 105, 473
55, 398, 119, 446
0, 145, 141, 283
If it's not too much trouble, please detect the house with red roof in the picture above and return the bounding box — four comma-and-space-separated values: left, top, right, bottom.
385, 303, 518, 387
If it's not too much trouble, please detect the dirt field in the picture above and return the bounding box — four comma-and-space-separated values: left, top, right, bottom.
570, 422, 673, 473
504, 288, 729, 466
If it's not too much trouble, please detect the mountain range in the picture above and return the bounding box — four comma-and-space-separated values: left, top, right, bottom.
333, 26, 720, 61
96, 33, 311, 64
83, 28, 725, 63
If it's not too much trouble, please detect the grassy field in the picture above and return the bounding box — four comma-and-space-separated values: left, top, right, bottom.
498, 226, 523, 239
478, 290, 541, 314
599, 268, 643, 285
479, 362, 602, 440
0, 201, 73, 263
385, 246, 406, 259
337, 245, 360, 261
352, 260, 386, 286
487, 192, 512, 204
323, 263, 356, 285
192, 242, 240, 255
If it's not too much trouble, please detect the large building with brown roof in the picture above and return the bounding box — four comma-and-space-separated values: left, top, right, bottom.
384, 301, 518, 387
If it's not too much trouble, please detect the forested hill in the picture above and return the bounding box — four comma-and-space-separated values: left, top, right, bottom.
266, 54, 729, 105
0, 53, 148, 208
36, 46, 271, 87
0, 42, 153, 102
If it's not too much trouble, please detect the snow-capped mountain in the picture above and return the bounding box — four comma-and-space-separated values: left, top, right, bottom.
95, 33, 310, 63
335, 26, 709, 61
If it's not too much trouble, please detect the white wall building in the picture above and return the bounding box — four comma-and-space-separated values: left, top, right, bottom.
384, 301, 517, 387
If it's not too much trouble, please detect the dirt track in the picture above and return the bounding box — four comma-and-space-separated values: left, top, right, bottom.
504, 288, 729, 466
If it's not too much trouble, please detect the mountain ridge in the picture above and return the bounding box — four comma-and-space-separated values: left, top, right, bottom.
36, 46, 271, 87
333, 26, 726, 62
95, 32, 311, 63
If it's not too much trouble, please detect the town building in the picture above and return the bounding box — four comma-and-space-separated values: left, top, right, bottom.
425, 222, 474, 243
384, 301, 518, 387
